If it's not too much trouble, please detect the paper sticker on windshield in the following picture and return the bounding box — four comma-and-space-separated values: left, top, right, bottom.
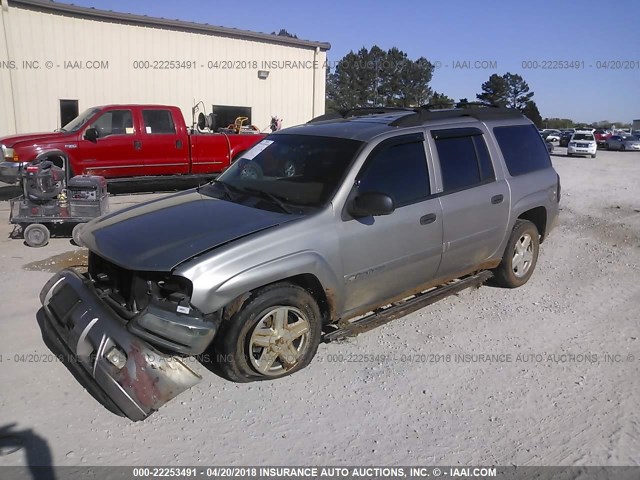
241, 139, 274, 160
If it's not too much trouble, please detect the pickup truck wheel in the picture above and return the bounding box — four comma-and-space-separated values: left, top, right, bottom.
215, 283, 322, 382
492, 220, 539, 288
239, 161, 263, 180
24, 223, 50, 248
283, 160, 296, 177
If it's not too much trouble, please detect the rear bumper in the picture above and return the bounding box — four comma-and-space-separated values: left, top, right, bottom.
39, 269, 202, 421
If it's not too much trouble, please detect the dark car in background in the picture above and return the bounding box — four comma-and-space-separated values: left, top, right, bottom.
606, 135, 640, 151
559, 131, 573, 147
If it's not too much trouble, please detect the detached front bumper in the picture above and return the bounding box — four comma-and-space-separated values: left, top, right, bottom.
39, 269, 203, 421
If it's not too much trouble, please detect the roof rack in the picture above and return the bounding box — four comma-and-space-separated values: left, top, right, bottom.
307, 103, 524, 126
307, 107, 414, 124
389, 103, 523, 127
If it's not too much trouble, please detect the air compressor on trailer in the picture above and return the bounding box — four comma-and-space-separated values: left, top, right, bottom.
9, 157, 109, 247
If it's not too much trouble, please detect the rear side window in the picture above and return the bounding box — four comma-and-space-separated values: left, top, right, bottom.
142, 110, 176, 134
357, 138, 430, 207
493, 124, 551, 176
433, 129, 495, 193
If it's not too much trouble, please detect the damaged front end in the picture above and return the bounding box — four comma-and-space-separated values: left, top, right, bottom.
39, 256, 218, 421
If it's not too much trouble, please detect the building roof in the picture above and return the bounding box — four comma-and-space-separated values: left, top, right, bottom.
8, 0, 331, 51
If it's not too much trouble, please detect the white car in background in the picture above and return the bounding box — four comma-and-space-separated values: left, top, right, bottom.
567, 130, 597, 158
542, 129, 562, 142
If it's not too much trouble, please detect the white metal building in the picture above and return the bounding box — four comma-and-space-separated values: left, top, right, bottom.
0, 0, 329, 135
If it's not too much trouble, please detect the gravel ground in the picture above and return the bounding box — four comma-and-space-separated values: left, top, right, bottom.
0, 147, 639, 467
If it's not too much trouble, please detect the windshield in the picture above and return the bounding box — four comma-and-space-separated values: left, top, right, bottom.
202, 134, 363, 211
572, 134, 594, 141
62, 107, 101, 132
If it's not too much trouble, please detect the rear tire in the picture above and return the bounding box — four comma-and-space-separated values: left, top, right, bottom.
215, 283, 322, 382
492, 220, 540, 288
24, 223, 50, 248
239, 161, 263, 180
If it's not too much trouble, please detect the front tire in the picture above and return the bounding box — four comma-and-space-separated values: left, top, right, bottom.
215, 283, 322, 382
492, 220, 540, 288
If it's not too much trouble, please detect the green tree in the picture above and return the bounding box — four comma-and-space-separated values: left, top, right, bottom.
429, 91, 455, 109
476, 74, 509, 106
326, 46, 433, 110
458, 98, 470, 107
477, 72, 534, 110
522, 100, 542, 128
272, 29, 298, 38
504, 73, 534, 110
543, 118, 575, 129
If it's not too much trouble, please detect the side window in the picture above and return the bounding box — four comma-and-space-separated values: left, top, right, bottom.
433, 129, 495, 193
142, 110, 176, 134
493, 124, 551, 176
357, 139, 430, 207
91, 110, 134, 138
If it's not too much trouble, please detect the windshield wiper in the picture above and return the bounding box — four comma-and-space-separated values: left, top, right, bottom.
204, 179, 242, 200
241, 187, 294, 214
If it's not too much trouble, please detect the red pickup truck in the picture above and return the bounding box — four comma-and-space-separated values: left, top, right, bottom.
0, 105, 265, 184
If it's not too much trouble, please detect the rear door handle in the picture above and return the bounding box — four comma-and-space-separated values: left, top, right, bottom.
134, 140, 142, 150
420, 213, 437, 225
491, 194, 504, 205
176, 139, 183, 149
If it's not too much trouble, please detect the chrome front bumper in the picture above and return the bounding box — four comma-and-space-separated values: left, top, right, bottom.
39, 269, 202, 421
0, 161, 26, 184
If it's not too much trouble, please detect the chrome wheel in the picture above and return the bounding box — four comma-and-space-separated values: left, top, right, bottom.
240, 165, 259, 179
248, 306, 310, 376
512, 233, 534, 278
283, 161, 296, 177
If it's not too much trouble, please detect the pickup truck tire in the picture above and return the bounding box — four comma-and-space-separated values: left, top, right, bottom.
215, 283, 322, 382
239, 161, 263, 180
492, 220, 539, 288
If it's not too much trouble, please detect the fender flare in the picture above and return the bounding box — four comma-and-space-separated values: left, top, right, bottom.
187, 250, 343, 320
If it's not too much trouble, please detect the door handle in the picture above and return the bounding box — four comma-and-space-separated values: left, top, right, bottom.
134, 140, 142, 150
176, 139, 183, 149
491, 194, 504, 205
420, 213, 437, 225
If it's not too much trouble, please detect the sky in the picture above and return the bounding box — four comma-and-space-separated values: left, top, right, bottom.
57, 0, 640, 124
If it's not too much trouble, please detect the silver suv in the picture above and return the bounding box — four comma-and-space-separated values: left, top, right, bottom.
40, 105, 560, 420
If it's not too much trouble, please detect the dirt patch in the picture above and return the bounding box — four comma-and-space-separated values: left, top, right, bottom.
560, 206, 640, 248
23, 249, 88, 272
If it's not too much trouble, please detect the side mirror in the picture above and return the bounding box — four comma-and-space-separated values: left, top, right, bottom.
348, 192, 395, 218
84, 127, 99, 142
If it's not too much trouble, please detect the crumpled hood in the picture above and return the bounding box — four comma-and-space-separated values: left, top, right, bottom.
82, 190, 301, 271
0, 132, 70, 147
